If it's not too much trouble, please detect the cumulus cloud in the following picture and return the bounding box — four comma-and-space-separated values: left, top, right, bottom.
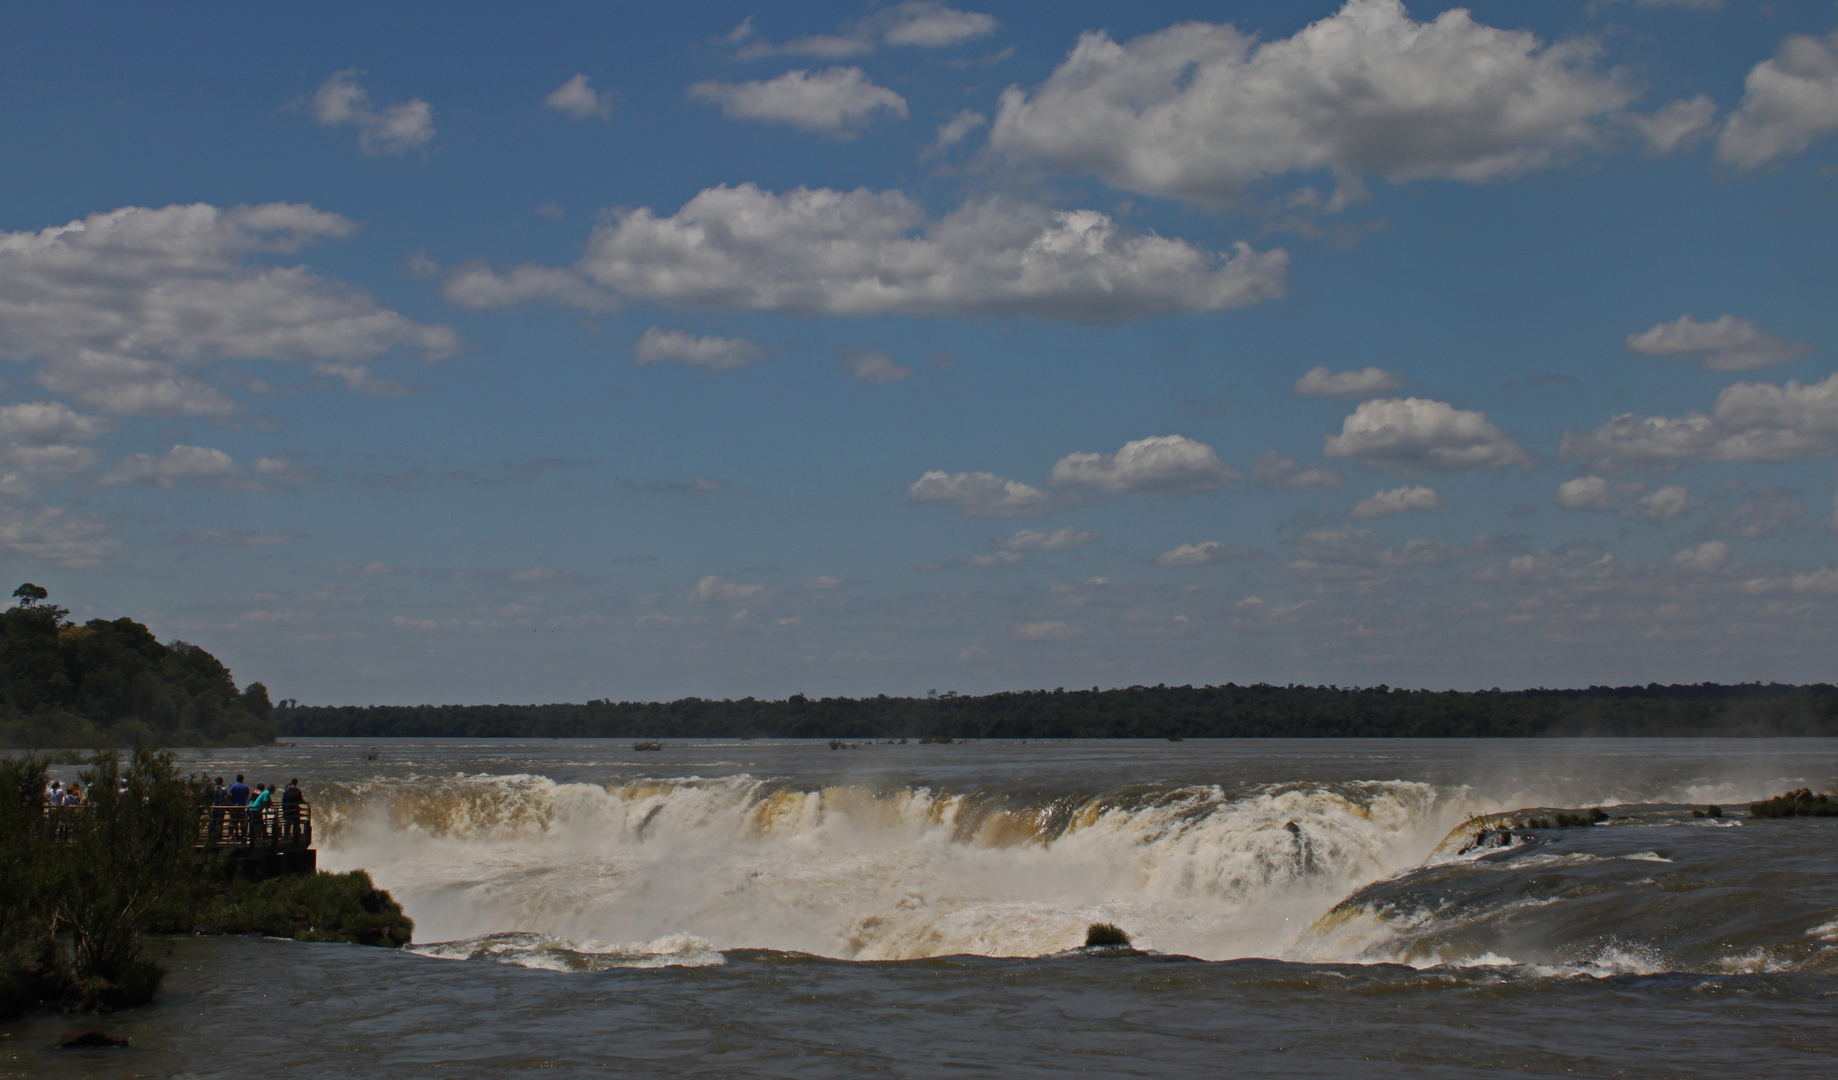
1625, 314, 1811, 371
632, 328, 763, 372
1049, 435, 1239, 495
929, 110, 987, 154
1325, 398, 1530, 473
0, 503, 116, 567
1294, 366, 1404, 399
1671, 541, 1731, 575
1562, 372, 1838, 471
908, 470, 1054, 517
1156, 541, 1253, 566
1556, 475, 1643, 511
308, 70, 435, 156
1629, 95, 1717, 154
1627, 484, 1701, 521
1284, 527, 1468, 583
1707, 485, 1805, 539
842, 350, 915, 384
445, 184, 1286, 323
998, 527, 1098, 552
0, 402, 112, 445
1719, 30, 1838, 169
97, 444, 243, 489
1250, 452, 1346, 490
2, 444, 100, 483
689, 576, 768, 604
544, 74, 616, 120
1013, 620, 1079, 641
689, 68, 907, 136
0, 203, 458, 417
803, 575, 847, 589
1350, 484, 1449, 519
177, 529, 298, 547
988, 0, 1633, 208
732, 3, 998, 59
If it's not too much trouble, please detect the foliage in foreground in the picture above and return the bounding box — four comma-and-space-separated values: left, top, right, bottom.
151, 870, 413, 948
1, 584, 276, 749
279, 681, 1838, 741
0, 748, 207, 1016
1749, 789, 1838, 818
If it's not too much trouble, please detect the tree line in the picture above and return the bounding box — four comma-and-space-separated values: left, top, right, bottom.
0, 584, 276, 749
276, 681, 1838, 741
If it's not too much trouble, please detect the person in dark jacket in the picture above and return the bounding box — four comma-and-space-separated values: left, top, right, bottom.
281, 778, 305, 839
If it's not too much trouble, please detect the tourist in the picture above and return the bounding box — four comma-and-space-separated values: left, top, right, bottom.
248, 782, 272, 841
227, 774, 250, 841
281, 778, 304, 839
65, 781, 83, 805
209, 776, 229, 843
45, 780, 62, 805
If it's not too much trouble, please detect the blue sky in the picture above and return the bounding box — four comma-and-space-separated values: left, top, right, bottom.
3, 0, 1836, 703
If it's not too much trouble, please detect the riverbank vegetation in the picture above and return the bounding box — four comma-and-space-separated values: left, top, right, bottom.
1, 749, 202, 1016
1749, 789, 1838, 818
153, 870, 413, 947
0, 584, 276, 749
278, 681, 1838, 741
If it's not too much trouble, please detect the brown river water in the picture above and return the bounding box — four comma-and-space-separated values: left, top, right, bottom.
5, 737, 1837, 1077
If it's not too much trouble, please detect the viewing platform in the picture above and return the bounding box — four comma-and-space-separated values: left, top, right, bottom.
198, 804, 317, 879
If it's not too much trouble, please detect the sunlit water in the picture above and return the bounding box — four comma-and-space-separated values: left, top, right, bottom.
9, 738, 1838, 1077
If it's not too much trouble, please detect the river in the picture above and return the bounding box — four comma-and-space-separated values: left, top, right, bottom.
7, 737, 1837, 1076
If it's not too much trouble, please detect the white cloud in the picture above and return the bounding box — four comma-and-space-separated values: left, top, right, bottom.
1325, 398, 1530, 473
545, 74, 615, 120
1709, 486, 1804, 538
632, 328, 764, 372
1556, 475, 1642, 511
1626, 1, 1723, 9
1156, 541, 1253, 567
1250, 452, 1346, 490
989, 0, 1633, 208
1294, 366, 1405, 399
997, 526, 1098, 552
1562, 372, 1838, 470
930, 110, 987, 154
689, 68, 908, 136
689, 576, 768, 604
1671, 541, 1731, 575
1013, 620, 1079, 641
1285, 527, 1467, 582
803, 575, 847, 589
0, 203, 458, 417
97, 444, 242, 489
842, 350, 916, 384
441, 263, 618, 313
1049, 435, 1239, 495
3, 444, 100, 481
736, 4, 997, 59
1629, 95, 1717, 154
178, 529, 298, 547
447, 184, 1286, 322
908, 470, 1054, 516
308, 70, 435, 156
1350, 484, 1449, 519
1627, 484, 1701, 521
1625, 314, 1811, 371
0, 401, 112, 445
1719, 30, 1838, 169
967, 551, 1024, 568
0, 503, 116, 567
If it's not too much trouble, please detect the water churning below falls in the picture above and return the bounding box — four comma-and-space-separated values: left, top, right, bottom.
11, 738, 1838, 1077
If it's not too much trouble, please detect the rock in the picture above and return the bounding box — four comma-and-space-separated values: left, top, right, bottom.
58, 1030, 130, 1049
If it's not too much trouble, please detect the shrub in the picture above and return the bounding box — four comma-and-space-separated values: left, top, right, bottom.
1750, 788, 1838, 818
1084, 923, 1131, 948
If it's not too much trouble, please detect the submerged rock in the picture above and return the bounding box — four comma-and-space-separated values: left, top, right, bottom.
58, 1030, 129, 1049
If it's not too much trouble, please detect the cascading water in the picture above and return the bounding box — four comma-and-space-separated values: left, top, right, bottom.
311, 774, 1459, 965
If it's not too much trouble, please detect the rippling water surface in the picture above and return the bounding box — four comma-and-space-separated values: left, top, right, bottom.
8, 737, 1838, 1077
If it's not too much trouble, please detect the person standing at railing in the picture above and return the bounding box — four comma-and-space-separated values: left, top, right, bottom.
281, 778, 304, 839
248, 782, 272, 841
227, 774, 250, 843
45, 780, 63, 805
209, 777, 229, 844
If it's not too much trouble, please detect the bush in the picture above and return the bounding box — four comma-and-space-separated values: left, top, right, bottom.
1084, 923, 1131, 948
1750, 789, 1838, 818
170, 870, 413, 948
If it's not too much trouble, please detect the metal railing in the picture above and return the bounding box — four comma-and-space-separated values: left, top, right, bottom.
196, 803, 313, 850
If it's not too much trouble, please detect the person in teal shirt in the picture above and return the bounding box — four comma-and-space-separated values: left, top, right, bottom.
247, 782, 273, 841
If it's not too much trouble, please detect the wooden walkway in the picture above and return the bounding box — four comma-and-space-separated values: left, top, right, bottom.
39, 803, 317, 878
